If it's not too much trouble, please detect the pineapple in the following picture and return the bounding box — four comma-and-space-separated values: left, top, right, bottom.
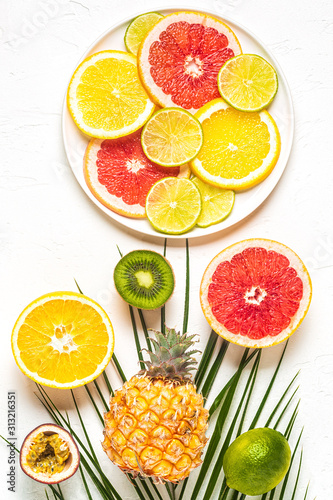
102, 327, 209, 483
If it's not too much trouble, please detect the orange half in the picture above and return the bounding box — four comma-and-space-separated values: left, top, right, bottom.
11, 292, 114, 389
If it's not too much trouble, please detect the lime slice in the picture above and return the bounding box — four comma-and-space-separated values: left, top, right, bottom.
192, 177, 235, 227
223, 428, 291, 496
218, 54, 278, 112
125, 12, 163, 55
141, 108, 203, 167
146, 178, 201, 234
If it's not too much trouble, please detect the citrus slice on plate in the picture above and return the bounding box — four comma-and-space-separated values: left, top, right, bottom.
146, 177, 201, 234
125, 12, 163, 55
200, 239, 312, 348
11, 292, 114, 389
141, 108, 203, 167
218, 54, 278, 112
84, 130, 190, 218
192, 177, 235, 228
191, 99, 281, 190
67, 50, 155, 139
138, 11, 241, 112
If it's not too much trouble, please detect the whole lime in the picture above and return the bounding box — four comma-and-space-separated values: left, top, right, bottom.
223, 428, 291, 496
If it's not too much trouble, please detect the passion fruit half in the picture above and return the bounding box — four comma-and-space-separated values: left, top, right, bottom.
20, 424, 80, 484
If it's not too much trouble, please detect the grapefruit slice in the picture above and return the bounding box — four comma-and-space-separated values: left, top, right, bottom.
84, 130, 190, 218
138, 11, 242, 113
200, 239, 312, 348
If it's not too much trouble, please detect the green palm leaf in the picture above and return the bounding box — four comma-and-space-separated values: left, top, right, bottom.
1, 240, 313, 500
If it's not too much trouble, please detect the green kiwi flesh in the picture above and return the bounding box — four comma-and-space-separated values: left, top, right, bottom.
113, 250, 175, 309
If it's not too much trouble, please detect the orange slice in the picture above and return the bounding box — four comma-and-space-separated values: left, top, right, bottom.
11, 292, 114, 389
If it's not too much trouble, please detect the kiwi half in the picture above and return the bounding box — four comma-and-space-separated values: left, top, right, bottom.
113, 250, 175, 310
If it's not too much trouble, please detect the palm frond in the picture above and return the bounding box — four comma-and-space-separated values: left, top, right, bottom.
190, 348, 252, 499
102, 370, 114, 397
93, 380, 109, 411
249, 341, 288, 430
205, 350, 262, 500
182, 238, 190, 334
79, 465, 93, 500
200, 339, 229, 400
112, 353, 127, 382
161, 238, 167, 334
129, 305, 145, 369
84, 385, 104, 425
138, 308, 152, 351
195, 329, 218, 389
21, 242, 312, 500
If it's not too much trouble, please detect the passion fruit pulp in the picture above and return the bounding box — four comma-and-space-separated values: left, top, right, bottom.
20, 424, 79, 484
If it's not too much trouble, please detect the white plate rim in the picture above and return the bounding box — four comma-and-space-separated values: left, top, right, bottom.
62, 4, 294, 240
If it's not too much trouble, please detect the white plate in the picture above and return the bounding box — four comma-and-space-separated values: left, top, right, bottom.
62, 5, 294, 240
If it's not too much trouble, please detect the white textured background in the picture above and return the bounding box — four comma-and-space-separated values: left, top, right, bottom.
1, 0, 333, 498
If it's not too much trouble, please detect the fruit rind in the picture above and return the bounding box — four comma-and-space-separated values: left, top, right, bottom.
124, 12, 164, 55
141, 108, 204, 167
191, 99, 281, 190
138, 11, 242, 112
200, 239, 312, 348
218, 54, 278, 112
192, 177, 235, 228
84, 135, 191, 218
102, 328, 208, 483
11, 291, 114, 389
20, 423, 80, 484
146, 178, 202, 235
223, 428, 291, 495
67, 50, 155, 139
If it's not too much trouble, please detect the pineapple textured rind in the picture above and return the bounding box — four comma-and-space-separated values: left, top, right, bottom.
102, 375, 208, 483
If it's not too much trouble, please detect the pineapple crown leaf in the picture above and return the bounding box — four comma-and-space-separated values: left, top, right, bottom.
140, 327, 200, 381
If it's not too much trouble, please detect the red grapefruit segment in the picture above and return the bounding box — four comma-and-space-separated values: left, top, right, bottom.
138, 11, 242, 113
84, 130, 190, 218
200, 239, 312, 348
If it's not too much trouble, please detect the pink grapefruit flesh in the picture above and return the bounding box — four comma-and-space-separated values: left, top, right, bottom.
84, 129, 190, 218
138, 11, 242, 113
200, 239, 312, 348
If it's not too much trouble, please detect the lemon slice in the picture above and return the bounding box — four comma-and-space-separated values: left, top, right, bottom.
191, 99, 280, 190
11, 292, 114, 389
146, 178, 201, 234
125, 12, 163, 55
192, 177, 235, 228
67, 50, 155, 139
218, 54, 278, 112
141, 108, 203, 167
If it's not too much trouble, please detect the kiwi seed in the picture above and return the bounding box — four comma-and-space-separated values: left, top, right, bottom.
113, 250, 175, 309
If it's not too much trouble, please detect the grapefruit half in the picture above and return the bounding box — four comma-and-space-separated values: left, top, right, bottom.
200, 239, 312, 348
138, 11, 242, 113
84, 130, 190, 218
